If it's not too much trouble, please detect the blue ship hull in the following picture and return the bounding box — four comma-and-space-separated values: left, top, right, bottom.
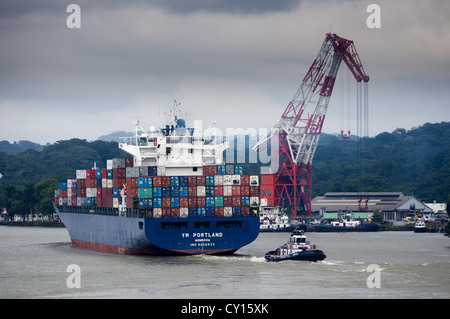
54, 205, 260, 255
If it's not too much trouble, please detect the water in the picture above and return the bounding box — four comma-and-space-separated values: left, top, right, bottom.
0, 226, 449, 299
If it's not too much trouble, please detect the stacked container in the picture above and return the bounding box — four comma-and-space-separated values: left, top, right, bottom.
55, 159, 259, 218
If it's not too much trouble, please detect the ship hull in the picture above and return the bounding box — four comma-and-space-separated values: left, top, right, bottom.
55, 205, 260, 255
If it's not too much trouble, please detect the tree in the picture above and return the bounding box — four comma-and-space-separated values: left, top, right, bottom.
372, 209, 383, 223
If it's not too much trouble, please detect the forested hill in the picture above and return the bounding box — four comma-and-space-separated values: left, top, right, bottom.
312, 121, 450, 202
0, 122, 449, 215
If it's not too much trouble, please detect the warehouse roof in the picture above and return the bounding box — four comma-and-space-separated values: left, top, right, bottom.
311, 192, 432, 213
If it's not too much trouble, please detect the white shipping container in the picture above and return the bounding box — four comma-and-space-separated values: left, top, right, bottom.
106, 179, 113, 188
250, 175, 259, 186
250, 197, 259, 207
232, 175, 241, 185
224, 207, 233, 217
107, 159, 113, 170
113, 198, 119, 208
153, 208, 162, 218
214, 175, 223, 186
223, 175, 233, 186
180, 207, 189, 218
102, 178, 107, 188
157, 166, 166, 176
77, 197, 87, 206
197, 186, 206, 197
223, 186, 232, 196
86, 188, 97, 198
76, 169, 86, 179
67, 188, 72, 197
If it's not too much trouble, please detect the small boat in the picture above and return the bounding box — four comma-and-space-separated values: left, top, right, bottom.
260, 214, 296, 232
314, 213, 378, 232
414, 219, 427, 233
265, 229, 326, 262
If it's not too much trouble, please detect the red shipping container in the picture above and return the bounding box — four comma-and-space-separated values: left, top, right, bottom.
105, 188, 113, 197
203, 165, 217, 175
171, 208, 180, 218
188, 197, 197, 208
97, 188, 103, 197
125, 158, 134, 167
162, 197, 171, 208
162, 208, 171, 218
72, 198, 77, 206
241, 206, 250, 216
153, 176, 162, 187
215, 207, 224, 217
101, 169, 108, 178
232, 196, 241, 206
223, 196, 233, 207
161, 176, 170, 187
241, 186, 250, 196
180, 197, 189, 208
196, 176, 205, 186
249, 186, 259, 197
232, 186, 241, 196
214, 186, 223, 196
188, 176, 197, 186
196, 197, 206, 207
241, 175, 250, 186
188, 186, 197, 197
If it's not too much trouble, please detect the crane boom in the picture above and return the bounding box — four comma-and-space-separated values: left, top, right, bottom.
254, 33, 369, 216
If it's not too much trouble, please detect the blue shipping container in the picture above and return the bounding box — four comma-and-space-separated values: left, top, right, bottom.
179, 186, 188, 197
153, 187, 162, 197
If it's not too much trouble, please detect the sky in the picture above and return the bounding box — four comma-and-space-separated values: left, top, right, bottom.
1, 0, 449, 144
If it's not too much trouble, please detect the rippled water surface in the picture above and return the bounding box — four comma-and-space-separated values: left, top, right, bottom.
1, 226, 449, 298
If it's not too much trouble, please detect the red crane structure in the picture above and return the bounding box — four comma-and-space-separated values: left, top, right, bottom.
254, 33, 370, 217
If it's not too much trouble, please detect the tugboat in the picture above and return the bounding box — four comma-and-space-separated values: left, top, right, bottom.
265, 229, 326, 262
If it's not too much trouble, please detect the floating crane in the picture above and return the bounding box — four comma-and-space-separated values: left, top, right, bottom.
254, 33, 369, 217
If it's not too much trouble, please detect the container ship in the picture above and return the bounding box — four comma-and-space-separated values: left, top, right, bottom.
53, 105, 260, 255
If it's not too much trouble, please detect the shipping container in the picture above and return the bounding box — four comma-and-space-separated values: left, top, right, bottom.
224, 207, 233, 217
162, 187, 171, 197
153, 197, 162, 208
214, 175, 223, 186
170, 197, 180, 208
171, 186, 180, 197
180, 207, 189, 218
179, 176, 188, 187
217, 165, 226, 175
241, 196, 250, 206
153, 208, 162, 218
179, 186, 188, 197
197, 186, 206, 197
234, 166, 243, 175
214, 196, 224, 207
205, 186, 215, 196
206, 207, 215, 217
161, 176, 170, 187
214, 186, 223, 196
206, 196, 215, 207
205, 175, 215, 186
188, 176, 197, 186
226, 164, 234, 175
180, 197, 189, 208
223, 186, 232, 197
170, 176, 179, 187
148, 166, 158, 176
153, 187, 162, 197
